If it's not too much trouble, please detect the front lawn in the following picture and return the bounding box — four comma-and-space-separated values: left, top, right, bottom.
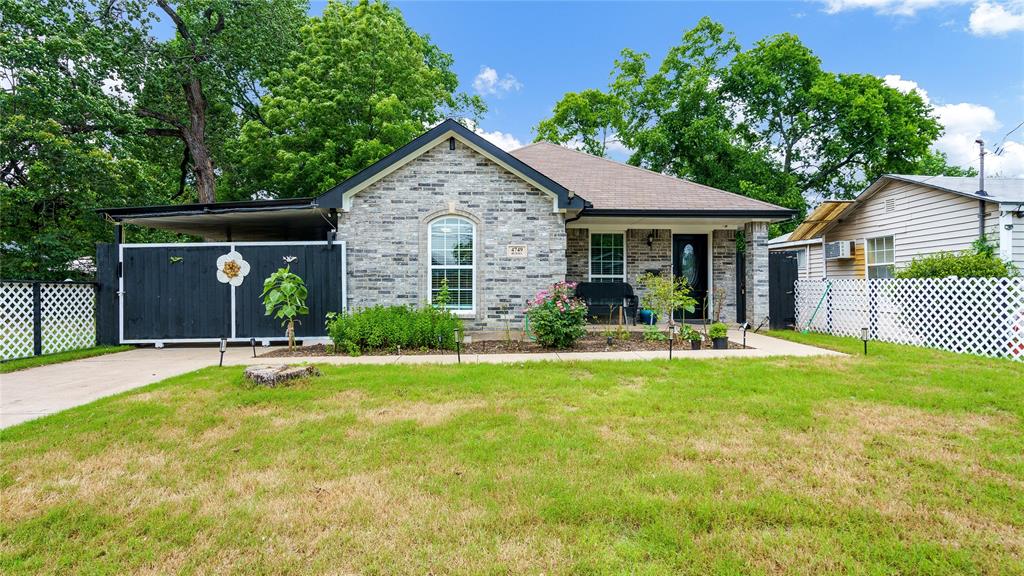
2, 333, 1021, 574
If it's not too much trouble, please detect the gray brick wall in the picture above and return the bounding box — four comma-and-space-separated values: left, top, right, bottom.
711, 230, 737, 323
625, 229, 672, 284
566, 228, 589, 284
336, 139, 566, 330
744, 221, 769, 328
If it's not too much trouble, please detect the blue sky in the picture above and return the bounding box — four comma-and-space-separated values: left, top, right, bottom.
157, 1, 1024, 176
380, 0, 1024, 175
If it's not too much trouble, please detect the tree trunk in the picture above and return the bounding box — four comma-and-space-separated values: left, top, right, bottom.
287, 319, 295, 350
182, 79, 216, 204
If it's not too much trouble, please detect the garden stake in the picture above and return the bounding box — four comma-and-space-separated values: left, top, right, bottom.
219, 337, 226, 367
250, 337, 256, 358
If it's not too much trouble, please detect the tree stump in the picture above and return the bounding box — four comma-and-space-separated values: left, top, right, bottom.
244, 365, 319, 386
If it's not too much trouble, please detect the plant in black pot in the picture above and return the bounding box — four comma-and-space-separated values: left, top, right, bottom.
681, 325, 703, 350
708, 322, 729, 350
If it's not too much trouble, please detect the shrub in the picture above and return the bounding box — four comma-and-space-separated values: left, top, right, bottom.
642, 325, 667, 342
896, 236, 1018, 279
708, 322, 729, 340
326, 305, 461, 355
679, 325, 702, 342
526, 281, 588, 348
636, 273, 697, 324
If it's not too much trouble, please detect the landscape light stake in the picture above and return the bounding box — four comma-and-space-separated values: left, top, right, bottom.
454, 327, 461, 364
668, 322, 675, 360
741, 322, 749, 349
219, 337, 227, 367
861, 327, 869, 355
250, 337, 256, 358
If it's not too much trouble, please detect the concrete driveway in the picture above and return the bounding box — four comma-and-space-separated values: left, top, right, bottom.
0, 347, 257, 429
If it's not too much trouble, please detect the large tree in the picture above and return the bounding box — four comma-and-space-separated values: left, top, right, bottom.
1, 0, 306, 278
230, 0, 485, 199
535, 18, 945, 224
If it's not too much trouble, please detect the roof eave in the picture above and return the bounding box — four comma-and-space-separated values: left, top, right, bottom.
97, 197, 317, 221
580, 208, 796, 220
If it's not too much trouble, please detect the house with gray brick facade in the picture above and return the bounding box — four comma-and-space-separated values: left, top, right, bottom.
102, 119, 794, 336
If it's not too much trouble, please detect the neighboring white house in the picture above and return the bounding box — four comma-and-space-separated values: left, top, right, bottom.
769, 174, 1024, 279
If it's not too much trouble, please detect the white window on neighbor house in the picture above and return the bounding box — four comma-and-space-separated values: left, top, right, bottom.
866, 235, 895, 279
589, 233, 625, 282
796, 247, 808, 272
429, 216, 474, 312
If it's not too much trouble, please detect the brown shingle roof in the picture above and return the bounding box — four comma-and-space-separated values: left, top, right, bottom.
509, 142, 792, 215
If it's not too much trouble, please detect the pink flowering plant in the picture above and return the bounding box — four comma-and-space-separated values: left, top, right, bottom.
526, 281, 588, 348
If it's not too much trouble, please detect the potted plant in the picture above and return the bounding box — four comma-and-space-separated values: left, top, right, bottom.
708, 322, 729, 350
681, 325, 703, 350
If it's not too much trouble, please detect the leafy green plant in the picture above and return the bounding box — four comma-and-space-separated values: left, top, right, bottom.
642, 325, 667, 342
708, 322, 729, 340
261, 266, 309, 350
526, 282, 588, 349
680, 325, 703, 342
326, 305, 461, 355
896, 235, 1018, 279
637, 273, 697, 326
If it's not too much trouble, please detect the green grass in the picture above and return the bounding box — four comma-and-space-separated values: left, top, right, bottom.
0, 345, 133, 373
2, 333, 1022, 575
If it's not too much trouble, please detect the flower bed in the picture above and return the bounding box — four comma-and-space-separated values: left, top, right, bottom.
258, 332, 748, 357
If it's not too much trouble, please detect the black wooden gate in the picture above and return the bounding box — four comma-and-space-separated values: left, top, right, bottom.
118, 241, 345, 343
768, 251, 799, 330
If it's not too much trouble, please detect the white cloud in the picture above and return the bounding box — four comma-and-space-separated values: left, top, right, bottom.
462, 119, 523, 151
883, 74, 1024, 177
969, 1, 1024, 35
472, 66, 522, 97
821, 0, 965, 16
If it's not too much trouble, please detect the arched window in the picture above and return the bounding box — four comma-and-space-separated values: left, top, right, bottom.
428, 216, 475, 312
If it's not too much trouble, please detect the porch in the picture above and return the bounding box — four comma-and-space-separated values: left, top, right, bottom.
564, 219, 771, 327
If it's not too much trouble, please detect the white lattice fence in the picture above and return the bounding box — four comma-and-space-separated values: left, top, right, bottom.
0, 282, 35, 360
796, 278, 1024, 361
0, 281, 97, 361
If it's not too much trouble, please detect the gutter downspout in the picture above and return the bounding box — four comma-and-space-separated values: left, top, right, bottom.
976, 138, 987, 239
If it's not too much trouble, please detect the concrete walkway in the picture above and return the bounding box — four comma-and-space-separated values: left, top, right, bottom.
1, 330, 840, 429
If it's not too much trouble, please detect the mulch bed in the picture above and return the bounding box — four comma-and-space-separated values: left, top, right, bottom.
259, 332, 748, 358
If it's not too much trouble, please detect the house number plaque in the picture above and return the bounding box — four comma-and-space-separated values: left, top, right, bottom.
506, 244, 528, 258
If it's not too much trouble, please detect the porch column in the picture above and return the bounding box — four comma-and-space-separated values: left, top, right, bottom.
744, 221, 769, 328
711, 230, 737, 322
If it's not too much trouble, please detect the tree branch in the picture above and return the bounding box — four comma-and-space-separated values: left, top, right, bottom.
144, 127, 183, 138
155, 0, 195, 49
135, 108, 185, 130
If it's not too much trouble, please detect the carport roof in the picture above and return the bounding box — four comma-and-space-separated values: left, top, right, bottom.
98, 197, 327, 240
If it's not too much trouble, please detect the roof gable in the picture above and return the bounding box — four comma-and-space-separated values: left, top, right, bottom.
316, 119, 586, 212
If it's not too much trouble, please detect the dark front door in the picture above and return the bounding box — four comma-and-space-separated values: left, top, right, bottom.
768, 251, 799, 330
673, 234, 708, 321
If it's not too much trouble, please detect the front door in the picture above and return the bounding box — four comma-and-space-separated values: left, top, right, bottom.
673, 234, 708, 321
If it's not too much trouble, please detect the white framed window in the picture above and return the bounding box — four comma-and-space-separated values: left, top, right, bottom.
428, 216, 475, 312
865, 235, 895, 279
796, 247, 808, 272
589, 232, 625, 282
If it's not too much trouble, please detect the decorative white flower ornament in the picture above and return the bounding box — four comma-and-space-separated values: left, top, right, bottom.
216, 250, 250, 287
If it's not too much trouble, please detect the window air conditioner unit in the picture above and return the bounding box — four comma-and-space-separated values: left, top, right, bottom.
825, 240, 855, 260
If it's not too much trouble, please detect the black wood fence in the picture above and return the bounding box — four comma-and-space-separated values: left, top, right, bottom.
96, 241, 346, 345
